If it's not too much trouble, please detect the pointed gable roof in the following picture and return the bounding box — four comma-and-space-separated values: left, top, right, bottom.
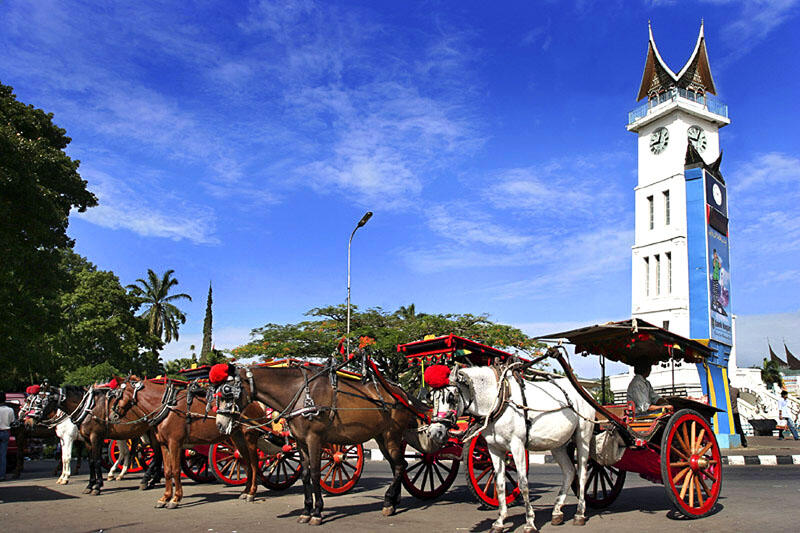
637, 22, 718, 101
785, 344, 800, 371
769, 342, 789, 368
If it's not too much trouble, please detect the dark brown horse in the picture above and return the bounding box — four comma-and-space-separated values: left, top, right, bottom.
108, 377, 265, 508
213, 362, 420, 525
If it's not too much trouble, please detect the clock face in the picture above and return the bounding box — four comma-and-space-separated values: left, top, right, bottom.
712, 183, 723, 206
687, 125, 707, 153
650, 127, 669, 154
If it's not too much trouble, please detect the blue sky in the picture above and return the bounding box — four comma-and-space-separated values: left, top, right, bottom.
2, 0, 799, 376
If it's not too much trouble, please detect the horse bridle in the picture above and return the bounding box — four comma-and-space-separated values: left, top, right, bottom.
430, 371, 472, 429
25, 385, 66, 423
108, 380, 144, 420
212, 371, 247, 418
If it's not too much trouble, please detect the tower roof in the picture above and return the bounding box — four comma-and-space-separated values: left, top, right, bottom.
636, 22, 717, 101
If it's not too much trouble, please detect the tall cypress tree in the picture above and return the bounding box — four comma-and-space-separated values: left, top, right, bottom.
200, 282, 213, 363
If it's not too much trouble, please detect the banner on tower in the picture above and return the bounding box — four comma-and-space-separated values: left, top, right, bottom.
707, 226, 732, 344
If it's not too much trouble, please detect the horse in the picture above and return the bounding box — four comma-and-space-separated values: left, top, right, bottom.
211, 361, 420, 526
424, 364, 595, 533
107, 376, 264, 508
21, 385, 86, 484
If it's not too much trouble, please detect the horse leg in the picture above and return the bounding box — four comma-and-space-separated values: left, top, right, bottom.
118, 440, 132, 480
510, 438, 537, 533
91, 434, 104, 494
297, 442, 313, 523
142, 442, 163, 490
156, 444, 171, 508
375, 435, 406, 516
236, 432, 258, 502
307, 437, 324, 526
550, 445, 575, 525
75, 439, 84, 474
166, 441, 183, 509
53, 442, 63, 477
488, 443, 509, 533
83, 441, 95, 494
59, 430, 73, 484
572, 423, 592, 526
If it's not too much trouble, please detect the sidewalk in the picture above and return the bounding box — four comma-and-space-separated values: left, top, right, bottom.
721, 435, 800, 465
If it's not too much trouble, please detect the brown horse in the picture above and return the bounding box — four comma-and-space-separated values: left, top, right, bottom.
212, 362, 420, 525
108, 377, 266, 508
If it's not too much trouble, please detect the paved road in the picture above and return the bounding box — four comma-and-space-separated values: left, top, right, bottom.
2, 460, 799, 532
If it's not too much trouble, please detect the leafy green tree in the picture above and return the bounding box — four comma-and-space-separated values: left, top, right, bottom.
200, 283, 213, 363
760, 358, 784, 389
0, 82, 97, 388
231, 303, 545, 391
50, 250, 164, 381
62, 361, 121, 387
127, 269, 192, 344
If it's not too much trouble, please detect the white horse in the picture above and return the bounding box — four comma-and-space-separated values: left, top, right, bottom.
426, 365, 595, 533
53, 412, 85, 484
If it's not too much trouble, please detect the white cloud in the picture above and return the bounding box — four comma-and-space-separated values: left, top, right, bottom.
425, 206, 534, 249
732, 152, 800, 193
75, 169, 219, 245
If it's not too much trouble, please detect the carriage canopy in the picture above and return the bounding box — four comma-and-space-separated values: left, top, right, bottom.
535, 318, 713, 367
398, 334, 516, 366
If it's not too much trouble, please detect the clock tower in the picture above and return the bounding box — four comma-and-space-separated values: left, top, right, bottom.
628, 22, 729, 338
628, 23, 740, 447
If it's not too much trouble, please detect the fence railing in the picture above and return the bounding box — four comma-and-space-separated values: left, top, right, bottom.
628, 88, 728, 125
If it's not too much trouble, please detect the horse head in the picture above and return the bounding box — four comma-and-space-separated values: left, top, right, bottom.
23, 383, 61, 427
107, 376, 143, 423
209, 363, 245, 435
424, 365, 471, 445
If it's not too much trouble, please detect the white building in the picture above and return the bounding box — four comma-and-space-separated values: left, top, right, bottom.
611, 23, 730, 401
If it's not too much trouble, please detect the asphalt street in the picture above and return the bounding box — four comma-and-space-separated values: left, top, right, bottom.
1, 460, 799, 532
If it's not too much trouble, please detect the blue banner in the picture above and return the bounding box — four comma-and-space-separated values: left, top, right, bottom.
707, 225, 732, 345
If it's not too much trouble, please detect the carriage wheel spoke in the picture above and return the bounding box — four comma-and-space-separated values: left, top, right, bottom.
405, 460, 423, 473
697, 472, 711, 497
342, 459, 358, 471
680, 471, 694, 501
688, 473, 695, 507
698, 468, 717, 484
675, 429, 692, 457
598, 470, 608, 498
433, 463, 446, 485
673, 466, 690, 485
694, 476, 704, 507
697, 441, 713, 457
670, 461, 689, 467
411, 462, 426, 484
690, 421, 697, 453
681, 424, 692, 455
592, 468, 599, 496
475, 466, 492, 484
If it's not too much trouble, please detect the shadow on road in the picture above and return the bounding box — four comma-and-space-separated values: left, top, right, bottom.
0, 485, 78, 503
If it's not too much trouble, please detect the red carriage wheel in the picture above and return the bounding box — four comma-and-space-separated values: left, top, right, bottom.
572, 458, 626, 508
319, 443, 364, 495
661, 409, 722, 518
464, 435, 529, 508
209, 440, 250, 486
108, 439, 143, 473
400, 441, 460, 500
259, 441, 303, 491
181, 445, 214, 483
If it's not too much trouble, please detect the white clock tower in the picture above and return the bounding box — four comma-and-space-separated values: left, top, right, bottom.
628, 22, 730, 337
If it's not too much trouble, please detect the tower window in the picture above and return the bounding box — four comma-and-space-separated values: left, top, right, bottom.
666, 252, 672, 294
644, 257, 650, 296
655, 254, 661, 295
647, 196, 654, 230
663, 190, 670, 225
662, 320, 670, 331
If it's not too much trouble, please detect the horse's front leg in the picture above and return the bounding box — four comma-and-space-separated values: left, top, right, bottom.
83, 441, 95, 494
234, 432, 257, 502
166, 440, 183, 509
572, 423, 593, 526
89, 434, 104, 495
297, 442, 313, 524
59, 431, 73, 484
307, 437, 324, 526
375, 435, 406, 516
156, 444, 172, 508
488, 443, 508, 533
510, 438, 537, 533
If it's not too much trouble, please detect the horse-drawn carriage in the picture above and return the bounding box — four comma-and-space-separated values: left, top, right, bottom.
536, 319, 723, 518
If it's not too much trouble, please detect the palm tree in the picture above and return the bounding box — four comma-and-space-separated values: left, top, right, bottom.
128, 269, 192, 343
760, 358, 784, 390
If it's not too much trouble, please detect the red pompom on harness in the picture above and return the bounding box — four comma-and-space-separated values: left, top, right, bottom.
424, 365, 452, 389
26, 384, 41, 395
106, 378, 119, 389
209, 363, 230, 384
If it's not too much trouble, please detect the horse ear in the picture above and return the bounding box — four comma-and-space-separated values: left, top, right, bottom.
449, 368, 460, 385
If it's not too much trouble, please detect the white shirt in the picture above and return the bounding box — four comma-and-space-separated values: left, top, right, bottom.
0, 404, 15, 430
627, 374, 661, 414
778, 397, 788, 418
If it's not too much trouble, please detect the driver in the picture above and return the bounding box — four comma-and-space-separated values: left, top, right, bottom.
627, 362, 667, 415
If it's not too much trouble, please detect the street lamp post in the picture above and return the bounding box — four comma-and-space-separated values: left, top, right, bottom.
347, 211, 373, 359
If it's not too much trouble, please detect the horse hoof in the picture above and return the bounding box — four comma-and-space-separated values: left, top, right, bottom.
82, 488, 92, 494
523, 527, 539, 533
309, 517, 323, 526
297, 515, 311, 524
116, 476, 124, 481
239, 492, 248, 500
489, 527, 505, 533
166, 502, 178, 510
246, 494, 255, 503
382, 506, 396, 517
551, 513, 564, 526
155, 501, 166, 509
139, 483, 148, 490
573, 516, 587, 526
91, 489, 101, 496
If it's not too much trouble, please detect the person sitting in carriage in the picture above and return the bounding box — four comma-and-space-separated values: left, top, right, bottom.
627, 361, 668, 416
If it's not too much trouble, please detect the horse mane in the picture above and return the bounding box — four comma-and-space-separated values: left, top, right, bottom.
62, 384, 87, 397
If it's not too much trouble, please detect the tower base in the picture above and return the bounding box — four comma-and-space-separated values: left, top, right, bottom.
715, 433, 741, 449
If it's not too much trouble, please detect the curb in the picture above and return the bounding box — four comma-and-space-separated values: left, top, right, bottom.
723, 455, 800, 466
368, 449, 800, 466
